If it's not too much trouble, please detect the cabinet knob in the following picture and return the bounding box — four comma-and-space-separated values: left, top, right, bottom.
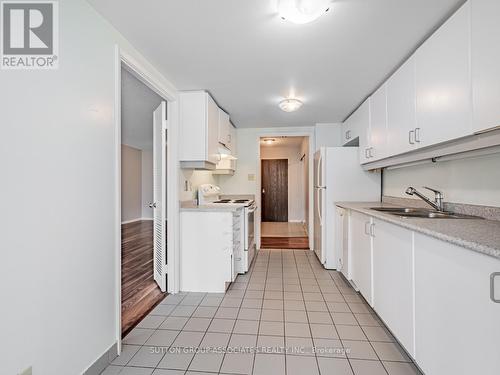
415, 127, 421, 143
491, 272, 500, 303
409, 130, 415, 145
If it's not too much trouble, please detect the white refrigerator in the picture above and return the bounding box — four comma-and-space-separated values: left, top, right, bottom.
313, 147, 381, 270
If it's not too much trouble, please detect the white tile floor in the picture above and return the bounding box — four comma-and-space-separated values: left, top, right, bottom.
102, 249, 422, 375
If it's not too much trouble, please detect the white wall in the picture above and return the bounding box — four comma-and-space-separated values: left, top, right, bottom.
141, 150, 154, 219
314, 123, 343, 150
261, 142, 306, 222
179, 170, 219, 202
0, 1, 177, 374
122, 145, 142, 222
383, 152, 500, 207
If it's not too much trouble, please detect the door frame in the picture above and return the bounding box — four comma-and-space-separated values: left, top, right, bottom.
113, 45, 180, 352
261, 158, 289, 222
256, 127, 315, 250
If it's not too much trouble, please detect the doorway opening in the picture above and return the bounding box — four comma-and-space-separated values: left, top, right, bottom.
260, 136, 309, 249
120, 65, 168, 335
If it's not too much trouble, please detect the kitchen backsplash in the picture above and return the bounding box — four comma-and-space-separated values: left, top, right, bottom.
383, 152, 500, 207
179, 169, 219, 202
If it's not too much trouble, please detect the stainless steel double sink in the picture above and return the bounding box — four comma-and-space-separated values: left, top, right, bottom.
370, 207, 482, 219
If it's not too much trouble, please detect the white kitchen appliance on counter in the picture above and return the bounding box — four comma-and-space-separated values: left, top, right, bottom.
313, 147, 380, 270
198, 184, 257, 273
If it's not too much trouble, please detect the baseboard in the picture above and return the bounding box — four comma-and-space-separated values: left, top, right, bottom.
121, 217, 153, 225
82, 342, 118, 375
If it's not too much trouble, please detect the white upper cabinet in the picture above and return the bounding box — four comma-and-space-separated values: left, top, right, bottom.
387, 56, 417, 156
218, 109, 231, 149
353, 100, 371, 164
179, 91, 220, 168
342, 110, 359, 145
471, 0, 500, 133
415, 2, 472, 147
368, 84, 388, 161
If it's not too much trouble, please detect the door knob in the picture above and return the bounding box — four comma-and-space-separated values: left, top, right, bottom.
262, 189, 265, 194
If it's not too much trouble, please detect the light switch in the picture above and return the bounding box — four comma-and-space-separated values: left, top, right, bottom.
248, 174, 255, 181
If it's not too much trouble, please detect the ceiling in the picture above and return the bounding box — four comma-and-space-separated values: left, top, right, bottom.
121, 67, 163, 150
89, 0, 465, 128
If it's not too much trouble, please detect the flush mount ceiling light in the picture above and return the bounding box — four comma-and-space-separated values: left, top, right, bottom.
262, 138, 277, 145
278, 0, 331, 24
279, 98, 303, 112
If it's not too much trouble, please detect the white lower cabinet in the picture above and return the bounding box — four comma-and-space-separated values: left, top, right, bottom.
349, 211, 373, 305
372, 219, 415, 357
346, 208, 500, 374
414, 233, 500, 375
180, 210, 237, 293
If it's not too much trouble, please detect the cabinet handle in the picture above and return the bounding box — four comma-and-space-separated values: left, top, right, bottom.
409, 130, 415, 145
369, 147, 374, 158
364, 221, 371, 235
346, 130, 351, 140
415, 128, 421, 143
491, 272, 500, 303
370, 223, 375, 237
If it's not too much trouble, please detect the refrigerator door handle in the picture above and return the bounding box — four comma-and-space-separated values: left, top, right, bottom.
316, 152, 323, 187
317, 188, 323, 227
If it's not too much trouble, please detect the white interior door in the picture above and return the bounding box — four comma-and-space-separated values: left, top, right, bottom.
153, 101, 167, 291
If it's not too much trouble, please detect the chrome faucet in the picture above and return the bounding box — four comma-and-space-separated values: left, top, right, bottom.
405, 186, 444, 211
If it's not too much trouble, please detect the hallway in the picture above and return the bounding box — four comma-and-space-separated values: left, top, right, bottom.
103, 249, 420, 375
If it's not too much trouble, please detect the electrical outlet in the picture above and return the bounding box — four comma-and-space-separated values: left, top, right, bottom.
19, 367, 32, 375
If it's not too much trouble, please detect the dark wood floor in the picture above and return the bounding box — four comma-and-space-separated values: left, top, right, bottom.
122, 220, 166, 336
261, 236, 310, 249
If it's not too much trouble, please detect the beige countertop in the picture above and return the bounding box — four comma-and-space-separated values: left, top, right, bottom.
336, 201, 500, 260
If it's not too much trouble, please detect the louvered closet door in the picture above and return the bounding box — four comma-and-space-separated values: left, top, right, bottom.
153, 101, 167, 291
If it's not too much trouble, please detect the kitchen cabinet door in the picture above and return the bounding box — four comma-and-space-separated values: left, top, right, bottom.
416, 2, 472, 148
414, 233, 500, 375
349, 211, 372, 304
387, 56, 417, 156
227, 122, 236, 152
207, 94, 220, 165
218, 109, 230, 147
471, 0, 500, 133
342, 113, 356, 145
369, 84, 388, 161
372, 219, 414, 357
354, 101, 371, 165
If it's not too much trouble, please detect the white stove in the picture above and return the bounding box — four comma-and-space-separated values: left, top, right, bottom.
198, 184, 256, 273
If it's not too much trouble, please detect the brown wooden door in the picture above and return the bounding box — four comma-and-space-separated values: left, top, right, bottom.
261, 159, 288, 222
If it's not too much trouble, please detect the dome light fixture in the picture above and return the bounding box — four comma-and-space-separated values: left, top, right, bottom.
279, 98, 303, 112
278, 0, 331, 25
262, 138, 277, 145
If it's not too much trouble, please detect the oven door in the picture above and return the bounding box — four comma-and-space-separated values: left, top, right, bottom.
245, 205, 256, 250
